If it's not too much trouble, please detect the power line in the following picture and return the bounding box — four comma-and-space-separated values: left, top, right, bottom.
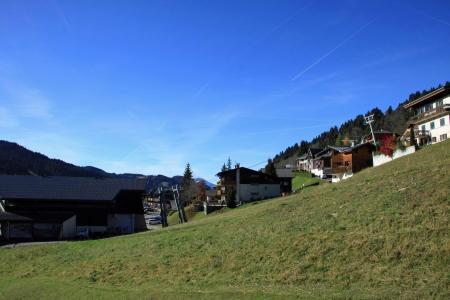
248, 160, 268, 169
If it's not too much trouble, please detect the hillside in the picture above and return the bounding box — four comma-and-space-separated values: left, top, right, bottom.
271, 81, 450, 168
0, 140, 182, 189
0, 141, 449, 299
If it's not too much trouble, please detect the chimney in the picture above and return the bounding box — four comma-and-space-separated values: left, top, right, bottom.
235, 163, 240, 205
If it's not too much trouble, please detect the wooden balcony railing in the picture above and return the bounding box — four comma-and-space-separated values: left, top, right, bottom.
410, 104, 450, 124
414, 129, 431, 138
332, 165, 352, 174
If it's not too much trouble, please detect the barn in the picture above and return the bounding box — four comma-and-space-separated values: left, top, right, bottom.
0, 175, 147, 241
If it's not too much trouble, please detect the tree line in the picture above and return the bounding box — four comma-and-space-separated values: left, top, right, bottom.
268, 81, 450, 169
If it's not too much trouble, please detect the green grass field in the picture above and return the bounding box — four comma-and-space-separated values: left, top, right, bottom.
291, 171, 322, 191
167, 204, 206, 226
1, 140, 449, 299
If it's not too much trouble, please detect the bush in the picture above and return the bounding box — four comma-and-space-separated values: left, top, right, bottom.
225, 189, 236, 208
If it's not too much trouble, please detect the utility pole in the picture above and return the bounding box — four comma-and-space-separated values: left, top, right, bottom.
159, 186, 168, 228
172, 185, 187, 224
364, 114, 376, 146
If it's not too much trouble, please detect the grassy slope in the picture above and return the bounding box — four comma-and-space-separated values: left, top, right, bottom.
1, 141, 449, 299
291, 171, 322, 191
167, 205, 206, 226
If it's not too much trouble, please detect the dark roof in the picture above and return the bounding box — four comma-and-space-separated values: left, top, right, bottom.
309, 148, 324, 156
297, 153, 308, 160
275, 168, 294, 178
0, 175, 147, 201
216, 167, 256, 177
403, 86, 450, 109
216, 167, 279, 184
0, 211, 33, 222
351, 142, 376, 151
328, 146, 353, 153
315, 143, 374, 158
314, 148, 332, 159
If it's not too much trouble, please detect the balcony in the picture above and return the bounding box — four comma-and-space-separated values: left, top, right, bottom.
409, 104, 450, 125
332, 165, 352, 174
414, 129, 431, 138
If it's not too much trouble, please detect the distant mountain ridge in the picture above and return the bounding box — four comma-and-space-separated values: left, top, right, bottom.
195, 177, 216, 189
0, 140, 182, 189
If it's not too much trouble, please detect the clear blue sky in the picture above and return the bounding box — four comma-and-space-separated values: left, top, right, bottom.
1, 0, 450, 182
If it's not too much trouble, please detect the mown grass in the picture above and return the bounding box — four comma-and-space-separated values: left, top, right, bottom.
291, 171, 322, 191
167, 205, 206, 226
1, 140, 449, 299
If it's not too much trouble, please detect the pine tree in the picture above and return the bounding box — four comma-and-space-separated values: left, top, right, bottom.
221, 163, 227, 172
227, 157, 232, 170
181, 163, 195, 204
183, 163, 193, 186
265, 159, 277, 177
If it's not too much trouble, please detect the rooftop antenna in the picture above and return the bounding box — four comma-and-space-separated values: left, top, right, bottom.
364, 114, 377, 146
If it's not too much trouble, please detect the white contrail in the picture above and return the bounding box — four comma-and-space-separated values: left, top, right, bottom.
291, 21, 373, 81
424, 13, 450, 27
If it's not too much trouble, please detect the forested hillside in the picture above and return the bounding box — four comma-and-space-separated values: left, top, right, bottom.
0, 140, 182, 189
270, 81, 450, 168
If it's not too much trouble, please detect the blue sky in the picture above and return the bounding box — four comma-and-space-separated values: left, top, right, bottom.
1, 0, 449, 182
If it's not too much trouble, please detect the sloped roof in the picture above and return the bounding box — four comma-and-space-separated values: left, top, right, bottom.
403, 86, 450, 109
314, 148, 332, 159
0, 175, 147, 201
0, 211, 33, 222
275, 168, 294, 178
309, 148, 324, 156
328, 146, 353, 153
297, 153, 308, 160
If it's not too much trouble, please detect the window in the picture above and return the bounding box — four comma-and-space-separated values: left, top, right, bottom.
430, 122, 435, 130
421, 124, 426, 131
441, 134, 448, 141
436, 99, 443, 107
440, 118, 445, 126
432, 137, 437, 143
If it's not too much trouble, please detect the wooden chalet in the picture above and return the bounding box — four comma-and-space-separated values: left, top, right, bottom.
313, 143, 375, 183
296, 148, 324, 172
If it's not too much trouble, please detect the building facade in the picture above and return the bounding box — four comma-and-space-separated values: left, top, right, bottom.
296, 148, 324, 173
0, 176, 147, 241
403, 86, 450, 146
216, 167, 280, 204
312, 143, 374, 183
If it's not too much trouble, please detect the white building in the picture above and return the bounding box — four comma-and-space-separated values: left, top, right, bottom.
217, 166, 280, 204
403, 86, 450, 146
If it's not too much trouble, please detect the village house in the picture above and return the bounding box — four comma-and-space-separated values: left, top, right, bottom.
313, 143, 374, 183
403, 86, 450, 146
296, 148, 324, 173
312, 148, 332, 179
362, 130, 398, 145
0, 175, 147, 241
275, 167, 294, 194
216, 166, 280, 205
